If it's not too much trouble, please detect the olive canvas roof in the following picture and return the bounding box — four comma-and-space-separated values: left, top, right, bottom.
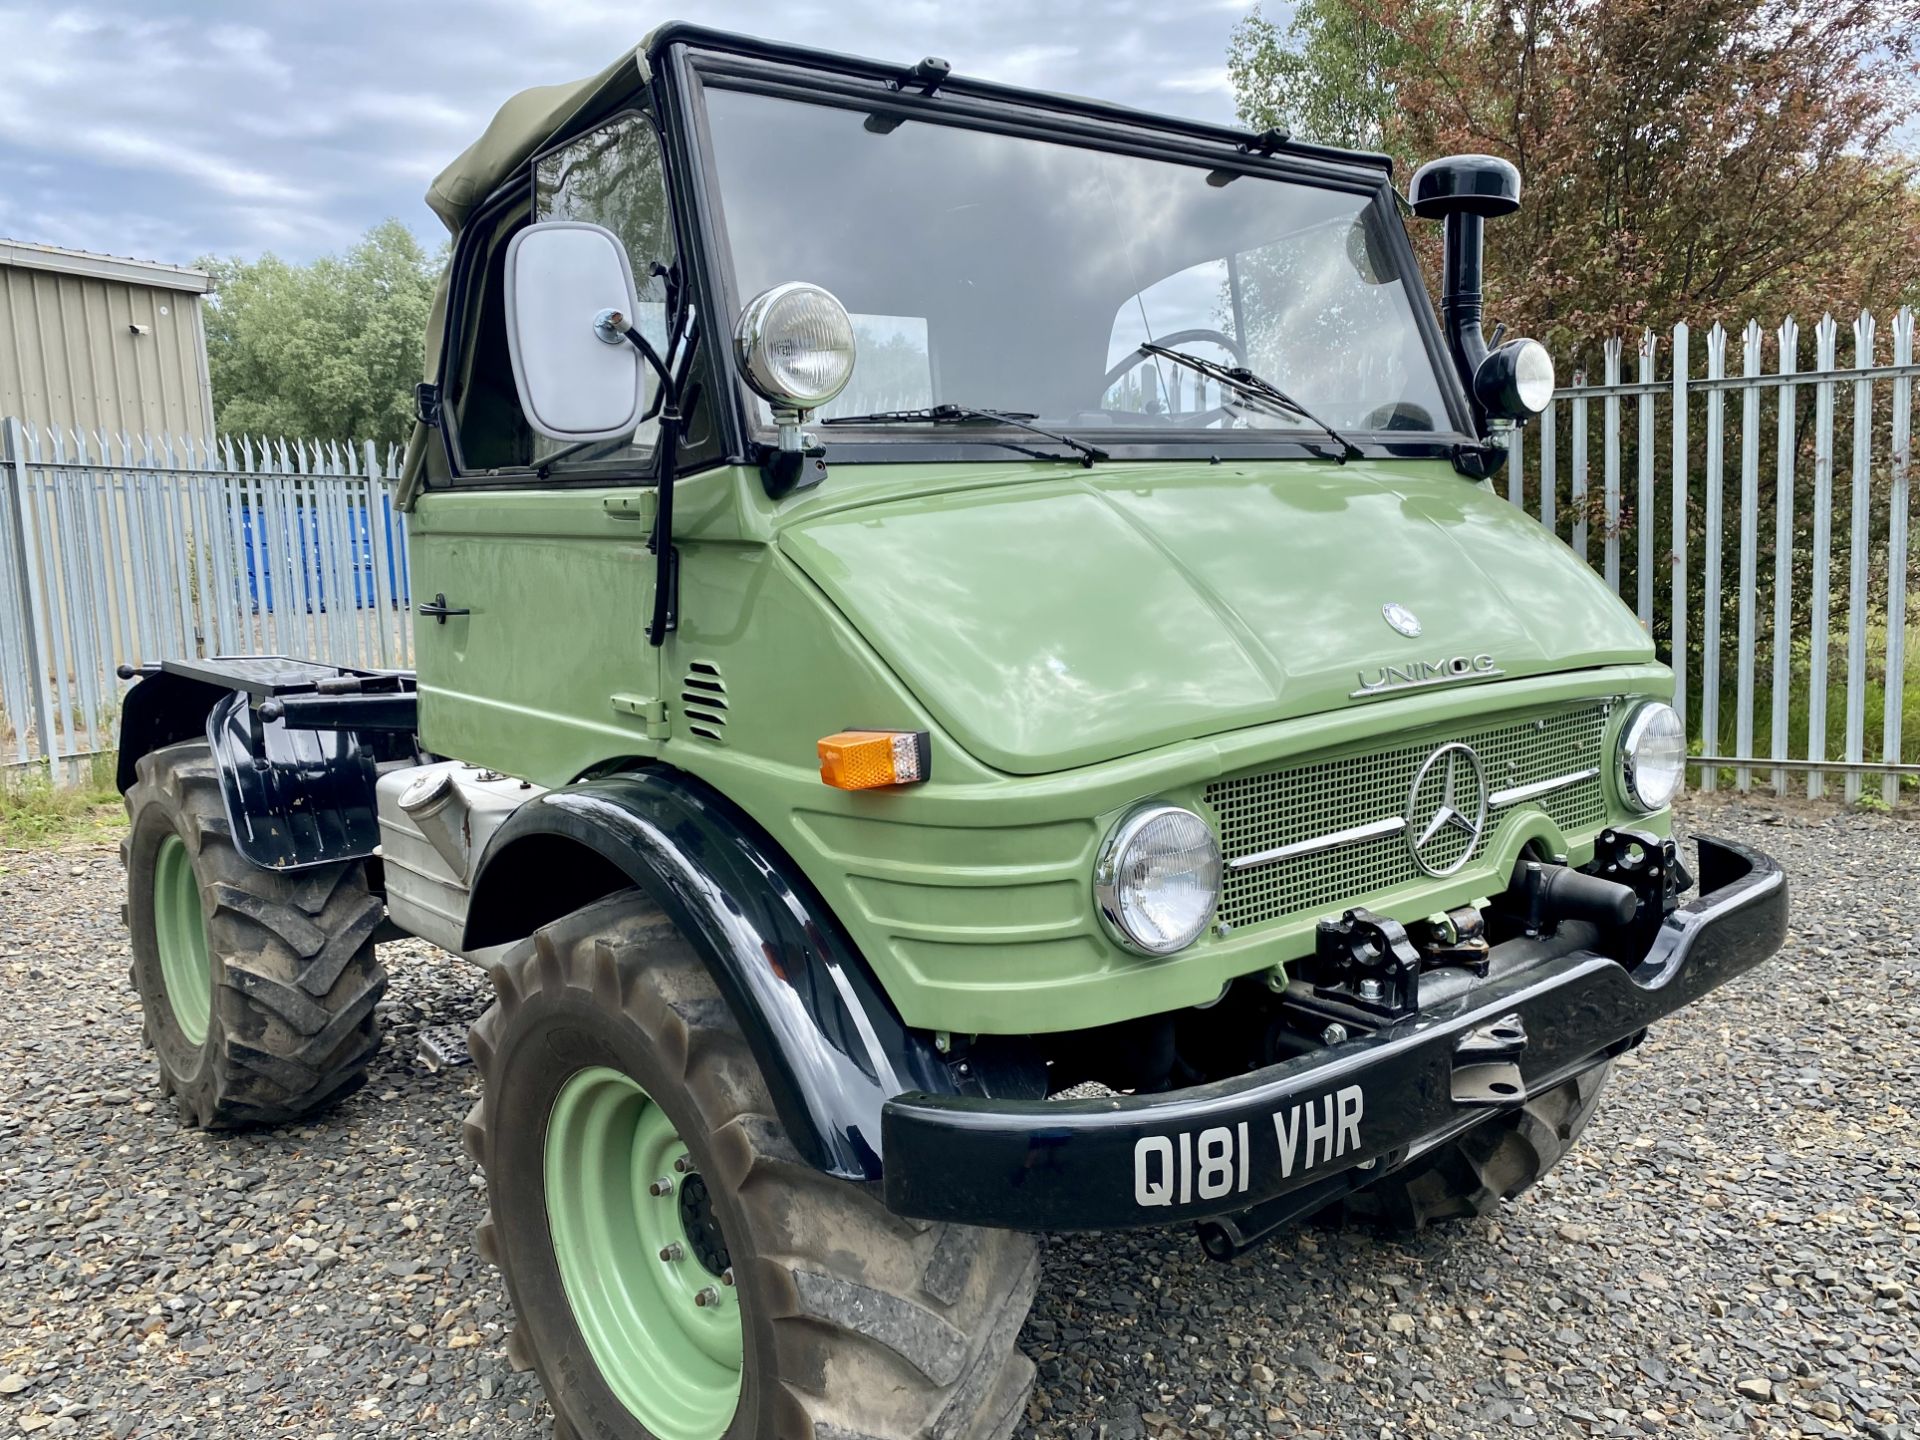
423, 43, 651, 235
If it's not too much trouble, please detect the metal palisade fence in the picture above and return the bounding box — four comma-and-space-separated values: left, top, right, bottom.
2, 307, 1916, 799
0, 418, 411, 774
1509, 307, 1916, 804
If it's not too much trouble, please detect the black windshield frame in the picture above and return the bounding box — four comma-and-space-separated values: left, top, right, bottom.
659, 30, 1477, 466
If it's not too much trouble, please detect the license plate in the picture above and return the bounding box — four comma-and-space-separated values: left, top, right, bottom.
1132, 1083, 1365, 1210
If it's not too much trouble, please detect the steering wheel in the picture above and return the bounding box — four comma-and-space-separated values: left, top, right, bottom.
1100, 327, 1247, 396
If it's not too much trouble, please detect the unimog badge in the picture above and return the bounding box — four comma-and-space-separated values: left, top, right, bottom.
1352, 652, 1503, 698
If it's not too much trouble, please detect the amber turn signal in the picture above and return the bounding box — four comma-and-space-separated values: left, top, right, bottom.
818, 730, 931, 790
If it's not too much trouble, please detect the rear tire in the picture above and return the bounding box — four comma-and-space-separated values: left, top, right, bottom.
123, 740, 388, 1127
1326, 1062, 1612, 1231
465, 890, 1040, 1440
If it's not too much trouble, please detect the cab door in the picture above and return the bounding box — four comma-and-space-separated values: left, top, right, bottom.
410, 112, 678, 786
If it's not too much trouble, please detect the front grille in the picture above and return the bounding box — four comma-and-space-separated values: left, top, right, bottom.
1208, 703, 1612, 931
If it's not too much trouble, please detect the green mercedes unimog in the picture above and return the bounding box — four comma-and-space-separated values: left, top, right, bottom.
113, 25, 1789, 1440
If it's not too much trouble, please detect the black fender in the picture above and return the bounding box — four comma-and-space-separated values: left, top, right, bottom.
461, 770, 962, 1181
203, 691, 384, 870
115, 671, 229, 793
121, 676, 386, 871
118, 658, 409, 869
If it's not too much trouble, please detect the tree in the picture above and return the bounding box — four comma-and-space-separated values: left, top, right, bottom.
1228, 0, 1920, 367
202, 220, 441, 447
1227, 0, 1453, 163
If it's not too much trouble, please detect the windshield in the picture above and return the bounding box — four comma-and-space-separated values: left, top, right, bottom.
703, 87, 1456, 441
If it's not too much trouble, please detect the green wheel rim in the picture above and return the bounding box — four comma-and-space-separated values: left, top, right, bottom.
152, 833, 212, 1046
545, 1066, 743, 1440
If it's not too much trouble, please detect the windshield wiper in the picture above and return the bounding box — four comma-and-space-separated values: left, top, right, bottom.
1139, 343, 1364, 463
823, 403, 1108, 468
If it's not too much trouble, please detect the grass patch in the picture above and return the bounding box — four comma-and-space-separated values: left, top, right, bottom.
0, 754, 122, 849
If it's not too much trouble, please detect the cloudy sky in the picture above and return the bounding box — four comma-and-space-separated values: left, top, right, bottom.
0, 1, 1257, 268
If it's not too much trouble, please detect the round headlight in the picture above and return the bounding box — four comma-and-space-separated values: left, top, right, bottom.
1095, 806, 1221, 956
1473, 337, 1555, 418
733, 282, 856, 412
1620, 702, 1686, 811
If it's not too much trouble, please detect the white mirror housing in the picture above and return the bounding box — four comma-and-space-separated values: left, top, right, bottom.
503, 221, 646, 443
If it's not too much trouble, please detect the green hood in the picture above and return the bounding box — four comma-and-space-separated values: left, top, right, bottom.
777, 460, 1654, 775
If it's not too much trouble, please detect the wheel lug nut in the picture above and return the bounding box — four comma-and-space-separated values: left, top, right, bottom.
648, 1177, 674, 1197
721, 1266, 735, 1288
658, 1243, 684, 1262
694, 1285, 722, 1307
673, 1155, 697, 1174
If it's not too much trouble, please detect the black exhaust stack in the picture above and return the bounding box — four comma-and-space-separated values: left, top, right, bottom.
1410, 154, 1522, 424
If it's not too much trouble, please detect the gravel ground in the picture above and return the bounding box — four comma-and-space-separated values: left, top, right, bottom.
0, 796, 1914, 1439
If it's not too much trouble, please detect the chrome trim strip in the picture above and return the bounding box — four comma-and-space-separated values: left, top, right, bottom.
1227, 815, 1407, 872
1349, 667, 1507, 700
1489, 767, 1601, 808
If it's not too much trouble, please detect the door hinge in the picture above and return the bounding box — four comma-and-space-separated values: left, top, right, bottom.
611, 694, 670, 740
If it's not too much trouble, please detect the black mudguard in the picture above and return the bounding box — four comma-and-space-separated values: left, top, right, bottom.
115, 670, 230, 794
462, 770, 966, 1181
204, 690, 384, 869
118, 659, 411, 871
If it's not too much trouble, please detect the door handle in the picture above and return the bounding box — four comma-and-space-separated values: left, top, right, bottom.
417, 593, 470, 624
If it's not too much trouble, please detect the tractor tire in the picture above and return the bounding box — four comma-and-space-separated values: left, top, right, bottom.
123, 739, 387, 1127
465, 890, 1040, 1440
1326, 1062, 1613, 1232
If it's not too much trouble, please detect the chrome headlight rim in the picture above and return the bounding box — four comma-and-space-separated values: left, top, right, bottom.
1094, 804, 1222, 958
1472, 337, 1556, 419
1619, 700, 1685, 812
731, 280, 856, 413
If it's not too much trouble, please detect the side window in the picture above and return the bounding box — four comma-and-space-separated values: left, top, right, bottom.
450, 113, 675, 476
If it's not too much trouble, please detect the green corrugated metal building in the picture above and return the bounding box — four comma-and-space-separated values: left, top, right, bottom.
1, 239, 214, 440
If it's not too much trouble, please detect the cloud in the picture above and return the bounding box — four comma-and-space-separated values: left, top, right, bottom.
0, 0, 1254, 264
1159, 66, 1234, 96
205, 23, 293, 82
71, 126, 317, 204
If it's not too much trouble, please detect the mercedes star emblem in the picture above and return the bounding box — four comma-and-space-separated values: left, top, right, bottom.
1382, 602, 1422, 638
1405, 742, 1488, 877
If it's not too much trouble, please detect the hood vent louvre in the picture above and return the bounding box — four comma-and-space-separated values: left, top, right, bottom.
682, 661, 728, 742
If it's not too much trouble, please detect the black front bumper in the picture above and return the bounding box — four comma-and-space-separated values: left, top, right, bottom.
881, 834, 1787, 1232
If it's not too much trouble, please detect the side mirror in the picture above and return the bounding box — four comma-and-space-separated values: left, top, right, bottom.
503, 221, 647, 442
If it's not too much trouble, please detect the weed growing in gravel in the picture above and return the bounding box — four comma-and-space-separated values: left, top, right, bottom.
0, 755, 121, 850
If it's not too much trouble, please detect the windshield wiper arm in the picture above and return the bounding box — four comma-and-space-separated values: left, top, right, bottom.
1139, 343, 1364, 463
822, 403, 1108, 468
